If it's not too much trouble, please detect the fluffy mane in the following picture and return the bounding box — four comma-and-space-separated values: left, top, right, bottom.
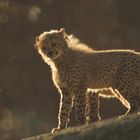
67, 35, 94, 53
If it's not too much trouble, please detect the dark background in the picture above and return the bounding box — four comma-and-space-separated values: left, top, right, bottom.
0, 0, 140, 139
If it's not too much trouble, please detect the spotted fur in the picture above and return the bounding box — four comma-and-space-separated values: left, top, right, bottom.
35, 28, 140, 133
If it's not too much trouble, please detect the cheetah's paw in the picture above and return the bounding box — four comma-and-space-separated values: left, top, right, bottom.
51, 127, 61, 134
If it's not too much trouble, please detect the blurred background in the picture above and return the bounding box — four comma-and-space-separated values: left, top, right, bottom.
0, 0, 140, 139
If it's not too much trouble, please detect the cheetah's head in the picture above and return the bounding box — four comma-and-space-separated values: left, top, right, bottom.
35, 28, 69, 62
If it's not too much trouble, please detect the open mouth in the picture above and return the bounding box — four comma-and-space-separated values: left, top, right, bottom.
47, 50, 54, 57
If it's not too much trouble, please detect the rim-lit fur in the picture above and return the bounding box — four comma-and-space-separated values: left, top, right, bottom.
35, 28, 140, 133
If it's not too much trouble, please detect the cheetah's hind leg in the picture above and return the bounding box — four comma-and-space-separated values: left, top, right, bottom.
115, 87, 140, 116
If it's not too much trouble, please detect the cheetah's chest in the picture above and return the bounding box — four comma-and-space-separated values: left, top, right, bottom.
52, 68, 68, 88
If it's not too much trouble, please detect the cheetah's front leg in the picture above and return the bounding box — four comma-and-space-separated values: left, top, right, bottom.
74, 88, 87, 125
51, 88, 73, 133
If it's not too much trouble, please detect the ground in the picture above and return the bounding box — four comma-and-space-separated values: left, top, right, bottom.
22, 114, 140, 140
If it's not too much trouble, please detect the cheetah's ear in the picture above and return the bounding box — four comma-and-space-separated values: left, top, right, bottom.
59, 28, 65, 34
36, 36, 39, 42
58, 28, 69, 40
34, 36, 39, 48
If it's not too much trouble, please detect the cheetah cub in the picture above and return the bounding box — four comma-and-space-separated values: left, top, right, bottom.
35, 28, 140, 133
